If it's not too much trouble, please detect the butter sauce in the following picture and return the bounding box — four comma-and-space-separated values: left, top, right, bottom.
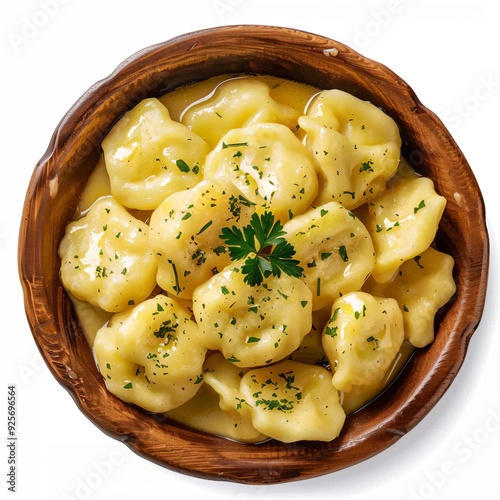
72, 74, 417, 439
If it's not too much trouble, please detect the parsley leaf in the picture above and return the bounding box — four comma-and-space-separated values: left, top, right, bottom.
220, 211, 303, 286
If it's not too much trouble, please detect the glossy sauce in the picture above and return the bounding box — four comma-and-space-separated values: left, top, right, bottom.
73, 74, 416, 441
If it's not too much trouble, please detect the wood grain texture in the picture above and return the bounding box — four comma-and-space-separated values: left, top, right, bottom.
18, 25, 489, 484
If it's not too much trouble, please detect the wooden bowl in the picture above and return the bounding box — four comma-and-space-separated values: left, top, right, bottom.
18, 25, 489, 484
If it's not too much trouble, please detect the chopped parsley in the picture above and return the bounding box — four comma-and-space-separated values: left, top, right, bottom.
414, 200, 426, 214
176, 159, 190, 173
359, 160, 374, 173
338, 245, 348, 262
196, 220, 213, 235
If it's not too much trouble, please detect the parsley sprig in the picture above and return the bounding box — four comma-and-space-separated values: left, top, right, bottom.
219, 211, 303, 286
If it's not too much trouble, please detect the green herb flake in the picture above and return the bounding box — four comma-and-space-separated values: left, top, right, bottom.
182, 212, 192, 220
301, 300, 308, 308
366, 336, 380, 349
332, 307, 341, 321
221, 286, 230, 295
338, 246, 348, 262
359, 160, 374, 173
414, 200, 426, 214
196, 220, 213, 235
414, 255, 424, 269
176, 159, 190, 173
321, 252, 332, 261
124, 382, 133, 389
325, 325, 338, 338
247, 337, 261, 343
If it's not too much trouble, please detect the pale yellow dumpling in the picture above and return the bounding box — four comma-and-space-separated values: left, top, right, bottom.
192, 262, 312, 367
322, 292, 404, 392
203, 123, 318, 222
149, 179, 255, 298
363, 247, 456, 347
356, 176, 446, 283
199, 353, 267, 442
283, 202, 375, 310
240, 360, 346, 442
59, 198, 157, 312
102, 98, 209, 210
180, 78, 299, 148
94, 295, 206, 413
299, 89, 401, 209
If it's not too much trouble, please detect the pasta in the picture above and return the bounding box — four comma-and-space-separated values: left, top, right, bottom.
149, 178, 255, 298
59, 74, 456, 444
192, 261, 313, 367
240, 360, 346, 442
299, 89, 401, 209
363, 247, 456, 347
321, 292, 404, 392
203, 123, 318, 222
102, 98, 209, 210
283, 202, 375, 310
356, 176, 446, 283
179, 77, 299, 148
94, 294, 205, 412
59, 197, 157, 312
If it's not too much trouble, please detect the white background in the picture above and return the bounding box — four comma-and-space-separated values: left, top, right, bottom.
2, 1, 499, 499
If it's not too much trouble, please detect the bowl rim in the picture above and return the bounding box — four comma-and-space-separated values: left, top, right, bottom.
18, 25, 490, 484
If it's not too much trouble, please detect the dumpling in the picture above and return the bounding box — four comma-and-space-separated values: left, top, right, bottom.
363, 247, 456, 347
149, 179, 255, 298
299, 89, 401, 209
192, 262, 312, 367
198, 353, 267, 443
203, 123, 318, 222
180, 78, 299, 148
356, 175, 446, 283
102, 98, 209, 210
240, 360, 346, 442
321, 292, 404, 392
94, 295, 206, 413
59, 198, 157, 312
283, 202, 375, 310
